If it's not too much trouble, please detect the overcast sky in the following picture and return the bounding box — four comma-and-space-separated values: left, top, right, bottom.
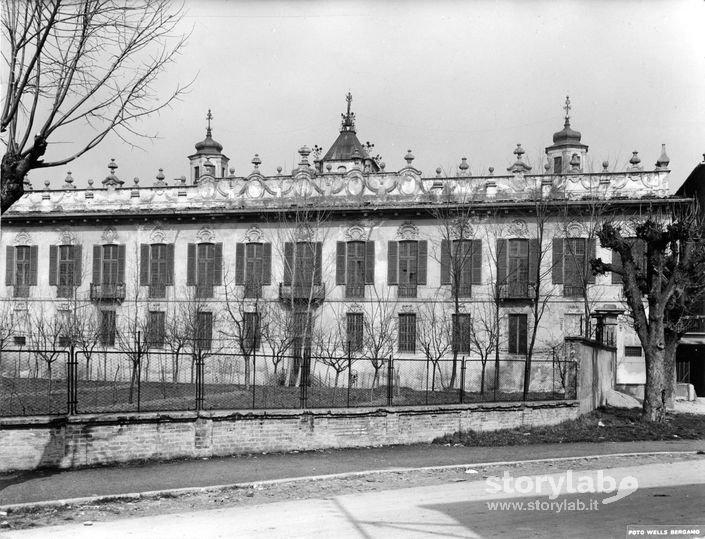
39, 0, 705, 192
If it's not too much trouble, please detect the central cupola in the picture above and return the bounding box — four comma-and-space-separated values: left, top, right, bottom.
545, 96, 589, 174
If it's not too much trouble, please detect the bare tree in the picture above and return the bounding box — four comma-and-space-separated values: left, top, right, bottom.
164, 301, 188, 383
1, 0, 190, 213
312, 308, 348, 392
416, 300, 452, 391
593, 202, 705, 422
468, 300, 501, 395
259, 301, 295, 382
361, 287, 397, 389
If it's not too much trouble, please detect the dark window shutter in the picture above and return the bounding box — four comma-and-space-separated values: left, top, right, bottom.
29, 245, 38, 286
283, 242, 293, 285
387, 241, 398, 285
235, 243, 245, 285
93, 245, 102, 284
611, 250, 623, 284
471, 239, 482, 285
336, 242, 346, 285
5, 246, 14, 286
519, 315, 528, 355
528, 239, 539, 285
552, 239, 564, 284
117, 244, 126, 284
417, 240, 427, 285
165, 243, 174, 285
214, 243, 223, 286
314, 242, 323, 285
140, 244, 150, 286
187, 243, 196, 286
364, 241, 375, 285
587, 239, 596, 284
262, 243, 272, 285
49, 245, 58, 286
72, 245, 82, 286
440, 240, 451, 285
496, 239, 507, 284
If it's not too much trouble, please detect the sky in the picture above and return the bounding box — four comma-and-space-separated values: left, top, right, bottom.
36, 0, 705, 192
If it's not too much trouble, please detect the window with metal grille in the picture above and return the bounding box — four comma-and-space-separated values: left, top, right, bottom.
508, 314, 528, 355
346, 313, 363, 353
398, 313, 416, 353
624, 346, 643, 357
452, 314, 472, 354
243, 312, 261, 352
147, 311, 166, 347
195, 311, 213, 350
99, 310, 116, 346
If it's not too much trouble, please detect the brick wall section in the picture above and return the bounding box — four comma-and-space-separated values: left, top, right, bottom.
0, 401, 579, 472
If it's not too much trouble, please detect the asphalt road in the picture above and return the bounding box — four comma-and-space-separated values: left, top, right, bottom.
4, 457, 705, 538
3, 439, 704, 506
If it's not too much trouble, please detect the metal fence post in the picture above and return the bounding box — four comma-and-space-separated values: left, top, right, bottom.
67, 346, 78, 414
425, 356, 430, 406
347, 341, 352, 408
136, 333, 142, 413
251, 349, 257, 410
386, 356, 393, 406
195, 352, 204, 411
459, 356, 466, 404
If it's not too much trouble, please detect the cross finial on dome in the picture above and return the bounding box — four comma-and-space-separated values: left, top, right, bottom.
340, 92, 356, 131
346, 92, 352, 116
206, 109, 213, 136
563, 96, 571, 124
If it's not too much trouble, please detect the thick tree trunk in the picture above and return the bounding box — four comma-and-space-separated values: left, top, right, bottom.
663, 338, 678, 410
643, 345, 667, 422
1, 139, 46, 215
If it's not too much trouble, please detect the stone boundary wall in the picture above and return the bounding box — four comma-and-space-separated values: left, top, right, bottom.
0, 401, 578, 472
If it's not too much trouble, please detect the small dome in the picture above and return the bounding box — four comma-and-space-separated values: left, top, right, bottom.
194, 133, 223, 155
552, 120, 582, 146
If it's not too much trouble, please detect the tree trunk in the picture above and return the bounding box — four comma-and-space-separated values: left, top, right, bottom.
643, 345, 667, 422
1, 139, 46, 215
663, 337, 678, 411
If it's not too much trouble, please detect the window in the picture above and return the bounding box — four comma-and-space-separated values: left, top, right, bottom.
452, 314, 472, 354
553, 156, 562, 174
508, 314, 528, 355
398, 313, 416, 353
336, 241, 374, 298
624, 346, 643, 357
140, 244, 174, 298
195, 311, 213, 350
57, 309, 71, 347
187, 242, 223, 298
497, 239, 535, 298
284, 242, 323, 289
243, 312, 261, 352
5, 245, 38, 297
91, 244, 126, 300
346, 313, 363, 353
49, 245, 82, 298
13, 336, 26, 347
552, 238, 595, 297
441, 239, 481, 297
387, 240, 428, 298
147, 311, 166, 348
235, 242, 272, 297
194, 166, 200, 181
99, 310, 116, 346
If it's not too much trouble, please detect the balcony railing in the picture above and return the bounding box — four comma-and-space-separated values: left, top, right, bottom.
397, 285, 418, 298
244, 283, 263, 299
498, 282, 534, 300
13, 285, 30, 298
149, 284, 167, 299
279, 283, 326, 302
345, 285, 365, 299
90, 283, 126, 301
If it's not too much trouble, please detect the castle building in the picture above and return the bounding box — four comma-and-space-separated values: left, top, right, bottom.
0, 96, 688, 396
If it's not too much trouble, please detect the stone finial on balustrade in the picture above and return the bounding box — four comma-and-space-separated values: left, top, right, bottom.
507, 144, 532, 174
64, 171, 76, 189
251, 154, 262, 173
628, 151, 642, 171
103, 158, 124, 187
655, 144, 670, 170
459, 157, 470, 176
155, 169, 167, 187
404, 149, 415, 166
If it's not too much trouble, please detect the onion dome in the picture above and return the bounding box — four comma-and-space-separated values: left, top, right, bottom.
194, 109, 223, 155
547, 96, 588, 151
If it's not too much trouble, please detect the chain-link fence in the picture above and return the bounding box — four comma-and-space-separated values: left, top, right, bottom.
0, 347, 577, 416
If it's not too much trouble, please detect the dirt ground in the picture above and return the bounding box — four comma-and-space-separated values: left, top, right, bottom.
2, 452, 703, 532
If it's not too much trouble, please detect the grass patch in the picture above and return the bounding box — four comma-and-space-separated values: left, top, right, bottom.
433, 407, 705, 446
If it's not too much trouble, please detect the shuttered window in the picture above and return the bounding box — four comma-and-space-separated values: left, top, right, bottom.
346, 312, 364, 353
147, 311, 166, 347
8, 245, 38, 297
508, 314, 528, 355
284, 242, 323, 288
552, 238, 596, 296
99, 310, 116, 346
441, 240, 481, 297
187, 243, 222, 298
398, 313, 416, 353
497, 239, 536, 298
196, 311, 213, 350
51, 245, 82, 298
336, 241, 375, 298
235, 243, 272, 297
243, 312, 261, 351
452, 314, 472, 354
102, 245, 120, 285
396, 241, 426, 298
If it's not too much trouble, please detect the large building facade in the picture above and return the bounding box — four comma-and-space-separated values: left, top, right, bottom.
0, 97, 686, 394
